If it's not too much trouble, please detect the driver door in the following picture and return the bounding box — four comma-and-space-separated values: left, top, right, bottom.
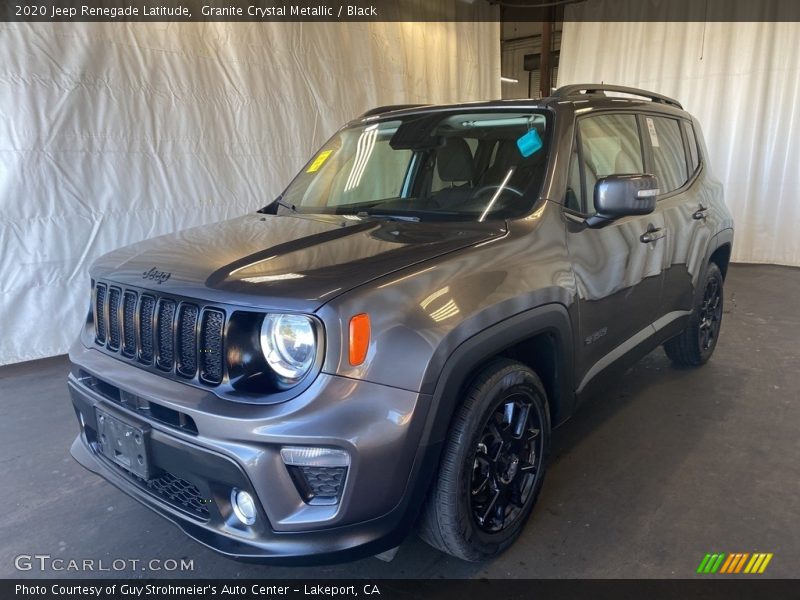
565, 112, 666, 394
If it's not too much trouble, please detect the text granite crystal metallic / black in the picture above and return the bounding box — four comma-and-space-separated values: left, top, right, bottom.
68, 84, 734, 564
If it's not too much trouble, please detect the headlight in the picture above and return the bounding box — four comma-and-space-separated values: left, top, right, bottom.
259, 314, 316, 383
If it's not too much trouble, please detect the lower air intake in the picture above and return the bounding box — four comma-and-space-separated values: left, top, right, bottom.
288, 466, 347, 506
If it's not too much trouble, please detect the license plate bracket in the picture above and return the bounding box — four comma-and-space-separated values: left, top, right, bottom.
95, 408, 152, 480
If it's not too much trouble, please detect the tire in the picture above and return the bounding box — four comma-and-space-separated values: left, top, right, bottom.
664, 262, 724, 367
418, 358, 550, 561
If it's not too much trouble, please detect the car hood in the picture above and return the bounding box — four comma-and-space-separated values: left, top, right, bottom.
91, 213, 506, 311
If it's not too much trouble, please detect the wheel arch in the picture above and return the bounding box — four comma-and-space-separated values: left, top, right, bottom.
421, 303, 575, 452
691, 228, 733, 308
709, 241, 732, 280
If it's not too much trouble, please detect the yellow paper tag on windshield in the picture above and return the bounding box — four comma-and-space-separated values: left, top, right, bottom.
306, 150, 333, 173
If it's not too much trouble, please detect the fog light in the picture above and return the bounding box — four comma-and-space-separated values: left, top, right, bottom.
230, 488, 256, 525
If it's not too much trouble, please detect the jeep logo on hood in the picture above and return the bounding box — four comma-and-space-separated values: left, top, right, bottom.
142, 267, 171, 284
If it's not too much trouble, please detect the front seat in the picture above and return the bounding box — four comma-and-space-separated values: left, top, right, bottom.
433, 137, 475, 209
615, 148, 640, 174
480, 139, 521, 186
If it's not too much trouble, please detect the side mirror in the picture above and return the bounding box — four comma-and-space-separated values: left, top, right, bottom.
587, 174, 659, 227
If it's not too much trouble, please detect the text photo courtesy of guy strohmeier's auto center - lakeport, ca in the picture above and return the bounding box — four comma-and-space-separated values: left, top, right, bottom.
1, 0, 799, 599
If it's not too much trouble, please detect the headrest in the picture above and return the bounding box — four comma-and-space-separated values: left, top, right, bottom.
437, 137, 475, 182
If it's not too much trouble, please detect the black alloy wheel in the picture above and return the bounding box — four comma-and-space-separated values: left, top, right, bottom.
470, 390, 543, 533
698, 274, 723, 352
418, 358, 550, 561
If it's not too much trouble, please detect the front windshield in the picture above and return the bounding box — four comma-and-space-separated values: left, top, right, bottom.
277, 110, 549, 221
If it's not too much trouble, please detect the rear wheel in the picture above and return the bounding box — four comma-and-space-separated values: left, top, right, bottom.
664, 262, 724, 366
418, 358, 550, 561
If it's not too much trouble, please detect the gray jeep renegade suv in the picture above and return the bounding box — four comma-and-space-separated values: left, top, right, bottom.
68, 84, 734, 563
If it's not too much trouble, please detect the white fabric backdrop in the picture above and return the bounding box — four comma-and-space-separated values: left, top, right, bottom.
0, 17, 500, 365
560, 1, 800, 267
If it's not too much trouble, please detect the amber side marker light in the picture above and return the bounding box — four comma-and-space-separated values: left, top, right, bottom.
349, 313, 370, 366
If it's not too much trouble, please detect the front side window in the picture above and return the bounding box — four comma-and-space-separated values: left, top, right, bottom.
570, 113, 644, 214
279, 111, 550, 221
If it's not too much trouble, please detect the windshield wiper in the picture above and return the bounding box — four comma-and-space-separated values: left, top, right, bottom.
259, 196, 297, 214
275, 198, 297, 213
356, 211, 420, 222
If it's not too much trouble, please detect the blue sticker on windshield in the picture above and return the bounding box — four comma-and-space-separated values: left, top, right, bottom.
516, 129, 542, 158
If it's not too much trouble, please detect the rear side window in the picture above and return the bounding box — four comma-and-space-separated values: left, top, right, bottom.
644, 116, 688, 194
684, 121, 701, 173
568, 113, 644, 214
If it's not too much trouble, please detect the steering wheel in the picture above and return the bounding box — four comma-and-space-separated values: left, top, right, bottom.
471, 184, 526, 200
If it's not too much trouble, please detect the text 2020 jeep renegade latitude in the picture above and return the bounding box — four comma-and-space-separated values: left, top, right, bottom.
68, 84, 734, 563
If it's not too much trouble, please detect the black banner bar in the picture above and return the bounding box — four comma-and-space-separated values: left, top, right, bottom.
4, 579, 800, 600
4, 0, 487, 22
3, 0, 800, 22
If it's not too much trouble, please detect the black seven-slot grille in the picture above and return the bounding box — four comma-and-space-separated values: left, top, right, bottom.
93, 282, 225, 386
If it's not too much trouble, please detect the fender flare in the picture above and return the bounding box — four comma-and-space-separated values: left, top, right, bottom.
420, 302, 574, 449
706, 228, 734, 267
694, 227, 734, 306
391, 303, 575, 535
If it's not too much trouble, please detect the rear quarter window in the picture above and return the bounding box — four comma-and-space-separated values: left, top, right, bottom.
684, 121, 701, 173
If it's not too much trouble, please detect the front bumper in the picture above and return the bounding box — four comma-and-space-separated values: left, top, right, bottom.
68, 342, 433, 564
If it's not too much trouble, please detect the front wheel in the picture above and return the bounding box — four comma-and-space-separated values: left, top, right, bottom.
418, 358, 550, 561
664, 262, 724, 366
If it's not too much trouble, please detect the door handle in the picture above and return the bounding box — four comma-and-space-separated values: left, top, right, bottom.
692, 204, 708, 220
640, 226, 664, 244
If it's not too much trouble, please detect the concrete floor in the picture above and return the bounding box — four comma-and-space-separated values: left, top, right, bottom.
1, 264, 798, 579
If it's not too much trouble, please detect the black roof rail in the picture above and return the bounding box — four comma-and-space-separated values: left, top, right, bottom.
553, 84, 683, 109
359, 104, 428, 118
